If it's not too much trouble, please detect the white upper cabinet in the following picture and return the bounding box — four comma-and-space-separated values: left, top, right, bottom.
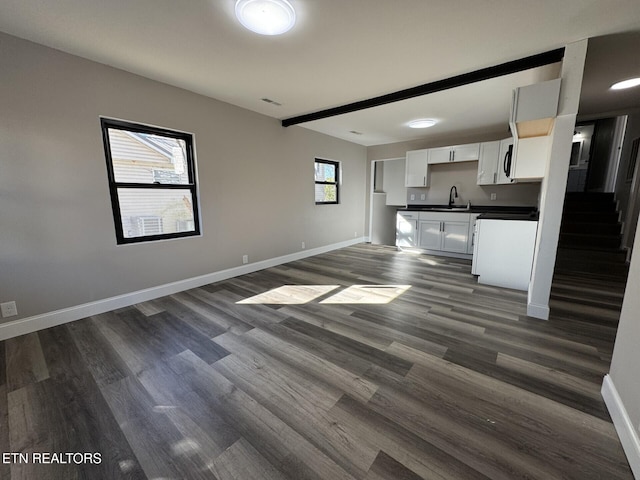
512, 136, 551, 179
477, 141, 500, 185
428, 146, 452, 164
509, 78, 561, 181
452, 143, 481, 162
428, 143, 480, 164
477, 139, 515, 185
510, 79, 561, 134
405, 149, 429, 187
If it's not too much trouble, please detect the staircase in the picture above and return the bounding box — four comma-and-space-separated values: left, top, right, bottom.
551, 192, 628, 325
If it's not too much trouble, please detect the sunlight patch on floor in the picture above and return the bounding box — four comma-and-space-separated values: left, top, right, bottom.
236, 284, 411, 305
236, 285, 340, 304
320, 285, 411, 304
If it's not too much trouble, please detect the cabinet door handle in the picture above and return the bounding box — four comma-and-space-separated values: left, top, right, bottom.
423, 176, 426, 186
493, 172, 497, 183
452, 151, 455, 162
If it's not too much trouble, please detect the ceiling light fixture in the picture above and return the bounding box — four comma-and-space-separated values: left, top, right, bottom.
235, 0, 296, 36
408, 119, 437, 129
610, 77, 640, 90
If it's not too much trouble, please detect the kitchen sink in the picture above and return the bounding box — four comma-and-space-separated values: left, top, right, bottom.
426, 206, 471, 212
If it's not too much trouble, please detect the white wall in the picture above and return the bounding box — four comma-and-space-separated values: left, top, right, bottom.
0, 33, 367, 323
605, 218, 640, 478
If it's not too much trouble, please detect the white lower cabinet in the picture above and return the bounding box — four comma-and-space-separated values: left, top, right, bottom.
418, 221, 442, 249
397, 211, 472, 257
441, 221, 470, 253
396, 212, 419, 247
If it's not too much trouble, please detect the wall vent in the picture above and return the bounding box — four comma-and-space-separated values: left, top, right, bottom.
261, 98, 282, 106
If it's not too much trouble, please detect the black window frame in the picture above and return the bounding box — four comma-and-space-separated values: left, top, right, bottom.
314, 158, 340, 205
100, 118, 201, 245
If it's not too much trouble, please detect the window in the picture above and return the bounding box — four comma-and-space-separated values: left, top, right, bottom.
101, 118, 200, 244
314, 159, 339, 204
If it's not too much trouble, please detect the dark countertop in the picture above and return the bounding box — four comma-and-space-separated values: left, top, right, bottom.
399, 205, 538, 215
476, 211, 539, 221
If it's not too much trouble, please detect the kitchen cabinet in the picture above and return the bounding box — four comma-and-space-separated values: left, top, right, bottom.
418, 212, 470, 254
405, 149, 429, 187
441, 221, 470, 253
397, 211, 475, 257
509, 78, 561, 181
418, 220, 442, 250
511, 136, 550, 180
428, 143, 481, 164
477, 138, 516, 185
396, 212, 419, 247
472, 218, 538, 290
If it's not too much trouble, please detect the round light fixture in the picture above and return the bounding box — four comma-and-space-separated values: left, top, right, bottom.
408, 119, 437, 129
610, 77, 640, 90
235, 0, 296, 36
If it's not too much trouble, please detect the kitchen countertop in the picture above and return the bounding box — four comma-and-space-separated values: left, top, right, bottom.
399, 205, 538, 215
476, 211, 539, 221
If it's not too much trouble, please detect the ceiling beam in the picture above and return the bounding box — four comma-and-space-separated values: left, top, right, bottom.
281, 48, 565, 127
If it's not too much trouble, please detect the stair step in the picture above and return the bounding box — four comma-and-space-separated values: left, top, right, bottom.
559, 233, 621, 249
562, 212, 620, 223
564, 192, 615, 201
563, 201, 617, 213
561, 222, 621, 235
554, 261, 629, 279
552, 274, 627, 295
556, 247, 627, 261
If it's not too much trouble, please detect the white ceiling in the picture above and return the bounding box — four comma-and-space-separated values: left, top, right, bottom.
1, 0, 639, 146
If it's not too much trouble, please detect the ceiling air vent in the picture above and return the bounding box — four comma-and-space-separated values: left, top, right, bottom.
261, 98, 282, 106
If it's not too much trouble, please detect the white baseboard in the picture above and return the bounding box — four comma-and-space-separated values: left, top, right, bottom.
0, 238, 366, 341
526, 301, 549, 320
602, 374, 640, 478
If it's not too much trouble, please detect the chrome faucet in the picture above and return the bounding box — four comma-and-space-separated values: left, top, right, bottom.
449, 185, 458, 207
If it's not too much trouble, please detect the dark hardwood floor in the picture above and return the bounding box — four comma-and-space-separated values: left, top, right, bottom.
0, 244, 633, 479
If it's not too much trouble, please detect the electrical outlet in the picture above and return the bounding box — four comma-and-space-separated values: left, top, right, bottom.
410, 194, 415, 201
242, 255, 249, 264
354, 231, 358, 238
490, 193, 497, 201
301, 241, 305, 249
1, 301, 18, 318
420, 194, 426, 200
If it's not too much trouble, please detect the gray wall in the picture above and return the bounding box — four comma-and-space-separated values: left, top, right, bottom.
0, 33, 367, 322
609, 218, 640, 445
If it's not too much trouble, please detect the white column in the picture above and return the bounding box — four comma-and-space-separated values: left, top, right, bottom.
527, 39, 588, 319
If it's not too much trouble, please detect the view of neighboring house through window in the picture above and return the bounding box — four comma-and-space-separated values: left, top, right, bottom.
315, 159, 340, 204
101, 118, 200, 244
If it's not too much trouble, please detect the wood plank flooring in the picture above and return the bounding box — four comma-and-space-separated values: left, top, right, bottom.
0, 243, 633, 479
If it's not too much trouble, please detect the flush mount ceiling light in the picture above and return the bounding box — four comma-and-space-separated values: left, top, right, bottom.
235, 0, 296, 35
610, 77, 640, 90
408, 119, 437, 129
